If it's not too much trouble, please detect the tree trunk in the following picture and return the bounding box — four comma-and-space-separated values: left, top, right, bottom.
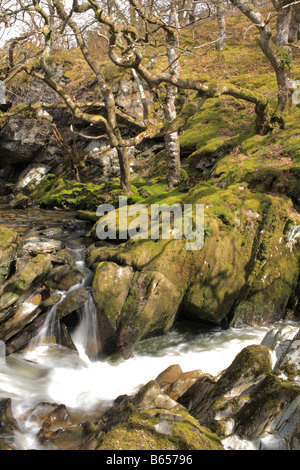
275, 66, 296, 114
116, 146, 132, 194
276, 4, 292, 46
229, 0, 296, 129
164, 2, 181, 188
216, 0, 226, 50
289, 4, 300, 43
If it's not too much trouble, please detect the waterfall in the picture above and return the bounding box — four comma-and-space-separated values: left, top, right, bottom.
31, 243, 99, 362
70, 292, 100, 362
286, 224, 300, 252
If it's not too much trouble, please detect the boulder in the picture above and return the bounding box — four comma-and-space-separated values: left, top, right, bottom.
44, 265, 84, 292
155, 364, 203, 401
14, 164, 50, 194
0, 117, 51, 167
0, 117, 63, 169
87, 185, 300, 357
83, 380, 223, 451
92, 261, 182, 358
55, 288, 89, 319
23, 237, 63, 255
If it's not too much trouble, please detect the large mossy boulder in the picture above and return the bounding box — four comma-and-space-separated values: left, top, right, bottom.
92, 261, 182, 358
88, 182, 300, 357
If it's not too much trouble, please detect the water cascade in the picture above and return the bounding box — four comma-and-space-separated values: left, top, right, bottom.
0, 204, 298, 450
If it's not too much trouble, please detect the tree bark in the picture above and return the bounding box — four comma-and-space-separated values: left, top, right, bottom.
53, 0, 132, 194
276, 2, 293, 46
216, 0, 226, 50
229, 0, 296, 125
289, 4, 300, 42
164, 2, 181, 188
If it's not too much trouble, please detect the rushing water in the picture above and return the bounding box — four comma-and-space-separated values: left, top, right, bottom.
0, 203, 292, 449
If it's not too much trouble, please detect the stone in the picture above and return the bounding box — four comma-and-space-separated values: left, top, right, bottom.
156, 365, 203, 401
44, 265, 84, 291
55, 288, 89, 319
14, 164, 50, 194
0, 399, 20, 449
0, 117, 52, 167
0, 254, 53, 312
92, 262, 182, 358
0, 227, 23, 283
23, 237, 63, 255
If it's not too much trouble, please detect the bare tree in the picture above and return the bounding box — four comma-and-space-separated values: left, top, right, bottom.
1, 0, 295, 194
229, 0, 297, 120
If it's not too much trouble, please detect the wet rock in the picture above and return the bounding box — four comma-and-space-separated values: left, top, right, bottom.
9, 193, 30, 209
0, 298, 40, 342
0, 398, 20, 450
19, 403, 86, 450
4, 354, 49, 380
0, 227, 23, 284
178, 344, 273, 433
177, 326, 300, 450
55, 288, 89, 319
155, 364, 203, 401
44, 265, 84, 292
233, 374, 300, 444
0, 254, 53, 312
23, 237, 63, 255
92, 262, 182, 358
51, 249, 75, 266
84, 379, 223, 451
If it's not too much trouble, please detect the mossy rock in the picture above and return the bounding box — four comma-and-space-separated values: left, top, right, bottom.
0, 254, 52, 311
213, 344, 273, 398
179, 344, 273, 437
92, 261, 182, 358
96, 407, 223, 450
117, 270, 182, 358
44, 265, 84, 291
234, 374, 300, 440
0, 227, 23, 284
31, 174, 106, 210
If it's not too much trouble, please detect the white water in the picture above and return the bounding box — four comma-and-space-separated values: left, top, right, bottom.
0, 208, 290, 449
0, 232, 272, 448
0, 322, 270, 450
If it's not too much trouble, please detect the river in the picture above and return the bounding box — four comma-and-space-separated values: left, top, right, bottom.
0, 202, 294, 449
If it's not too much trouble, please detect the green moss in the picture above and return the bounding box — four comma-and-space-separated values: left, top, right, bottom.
31, 174, 106, 210
96, 408, 223, 450
235, 374, 300, 439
